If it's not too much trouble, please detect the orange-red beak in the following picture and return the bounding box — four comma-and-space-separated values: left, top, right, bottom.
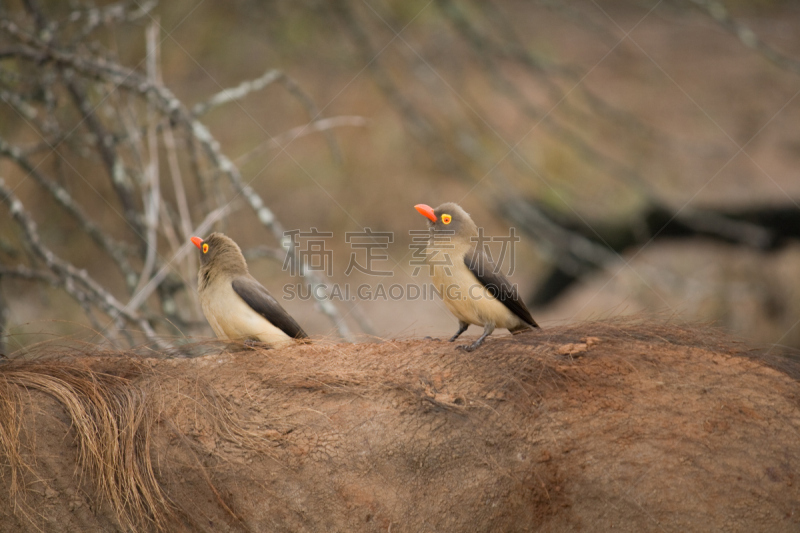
191, 236, 204, 249
414, 204, 437, 223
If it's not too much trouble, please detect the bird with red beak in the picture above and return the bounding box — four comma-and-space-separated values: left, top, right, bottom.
414, 202, 539, 351
191, 233, 308, 347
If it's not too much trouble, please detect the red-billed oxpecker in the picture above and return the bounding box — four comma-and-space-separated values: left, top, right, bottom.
191, 233, 308, 347
414, 202, 539, 351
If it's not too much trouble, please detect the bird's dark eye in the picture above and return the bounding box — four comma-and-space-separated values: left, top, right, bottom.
442, 214, 452, 224
202, 243, 209, 253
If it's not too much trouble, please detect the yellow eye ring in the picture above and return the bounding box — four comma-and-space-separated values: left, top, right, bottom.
202, 243, 209, 254
441, 214, 452, 224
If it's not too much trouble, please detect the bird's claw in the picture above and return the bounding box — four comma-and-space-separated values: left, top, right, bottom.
456, 343, 476, 352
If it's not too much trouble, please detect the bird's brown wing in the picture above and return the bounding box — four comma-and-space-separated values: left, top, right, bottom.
232, 276, 309, 339
464, 251, 539, 328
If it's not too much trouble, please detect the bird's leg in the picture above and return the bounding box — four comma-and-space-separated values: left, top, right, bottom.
449, 321, 470, 342
460, 323, 495, 352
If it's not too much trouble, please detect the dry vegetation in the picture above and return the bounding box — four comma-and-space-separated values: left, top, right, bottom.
1, 319, 799, 532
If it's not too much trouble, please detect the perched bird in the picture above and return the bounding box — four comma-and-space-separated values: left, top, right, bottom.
191, 232, 308, 347
414, 202, 539, 351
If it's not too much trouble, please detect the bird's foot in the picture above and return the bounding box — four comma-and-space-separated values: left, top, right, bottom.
457, 336, 489, 352
423, 336, 440, 341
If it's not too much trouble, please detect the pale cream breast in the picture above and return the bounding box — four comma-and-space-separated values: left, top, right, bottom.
429, 246, 524, 331
200, 279, 293, 347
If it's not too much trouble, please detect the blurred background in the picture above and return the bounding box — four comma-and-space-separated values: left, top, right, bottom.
0, 0, 798, 352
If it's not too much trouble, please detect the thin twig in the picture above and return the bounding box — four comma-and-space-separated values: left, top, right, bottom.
192, 68, 344, 164
191, 69, 285, 117
235, 115, 368, 168
68, 0, 158, 44
690, 0, 800, 77
162, 122, 200, 311
132, 19, 161, 298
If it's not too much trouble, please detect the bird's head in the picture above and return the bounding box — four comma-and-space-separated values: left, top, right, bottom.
414, 202, 478, 244
191, 232, 248, 274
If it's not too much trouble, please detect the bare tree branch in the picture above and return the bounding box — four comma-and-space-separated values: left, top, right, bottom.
0, 136, 139, 289
67, 1, 158, 44
132, 20, 161, 298
235, 115, 368, 168
63, 75, 142, 234
0, 8, 359, 343
0, 178, 164, 347
192, 68, 344, 164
